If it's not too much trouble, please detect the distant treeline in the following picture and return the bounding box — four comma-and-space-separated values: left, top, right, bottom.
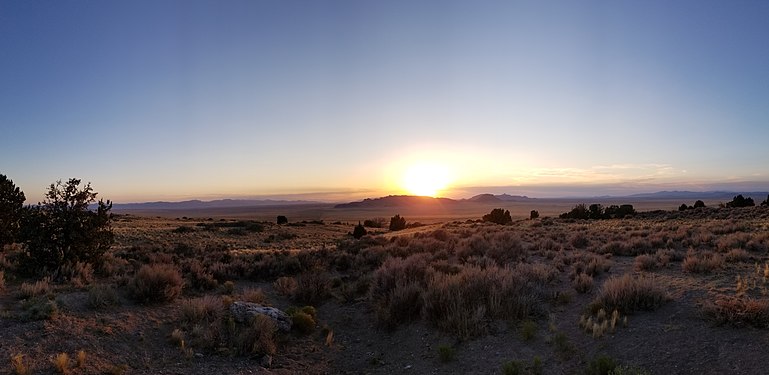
559, 204, 636, 220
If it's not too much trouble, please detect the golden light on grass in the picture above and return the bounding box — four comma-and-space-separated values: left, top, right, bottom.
401, 162, 453, 197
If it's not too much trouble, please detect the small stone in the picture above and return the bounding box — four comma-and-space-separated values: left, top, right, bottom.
405, 365, 412, 369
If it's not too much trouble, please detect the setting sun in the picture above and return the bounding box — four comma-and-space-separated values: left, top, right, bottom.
401, 162, 453, 197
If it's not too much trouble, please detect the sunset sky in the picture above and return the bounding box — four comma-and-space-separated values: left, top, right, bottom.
2, 1, 768, 203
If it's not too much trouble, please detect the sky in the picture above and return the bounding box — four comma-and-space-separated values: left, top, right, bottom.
1, 1, 768, 203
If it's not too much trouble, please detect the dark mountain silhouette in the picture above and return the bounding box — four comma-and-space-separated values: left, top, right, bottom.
628, 191, 769, 200
467, 193, 532, 203
495, 194, 532, 201
467, 194, 502, 203
112, 199, 319, 210
333, 195, 459, 209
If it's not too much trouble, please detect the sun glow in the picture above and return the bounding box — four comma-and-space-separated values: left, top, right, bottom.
401, 162, 453, 197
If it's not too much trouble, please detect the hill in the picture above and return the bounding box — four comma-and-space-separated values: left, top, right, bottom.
112, 199, 319, 211
333, 195, 459, 209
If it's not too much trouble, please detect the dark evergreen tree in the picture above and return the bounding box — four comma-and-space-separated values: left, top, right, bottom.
19, 179, 113, 276
389, 214, 407, 231
0, 174, 26, 245
560, 204, 590, 220
482, 208, 513, 225
352, 222, 367, 239
726, 195, 755, 208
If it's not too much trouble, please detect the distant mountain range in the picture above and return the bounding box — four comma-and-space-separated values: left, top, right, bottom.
333, 194, 534, 208
109, 191, 768, 211
627, 191, 769, 200
334, 191, 769, 209
111, 199, 320, 210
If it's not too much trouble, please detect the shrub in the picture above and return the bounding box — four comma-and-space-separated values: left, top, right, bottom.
437, 345, 455, 362
682, 251, 724, 273
592, 274, 668, 313
520, 320, 537, 341
375, 281, 424, 328
389, 214, 407, 231
482, 208, 512, 225
560, 204, 589, 220
172, 225, 196, 234
0, 271, 4, 292
725, 248, 749, 263
60, 261, 94, 288
573, 273, 594, 293
352, 222, 367, 239
235, 314, 277, 355
179, 295, 224, 326
129, 264, 183, 303
18, 278, 51, 299
422, 265, 544, 338
0, 174, 25, 246
20, 296, 58, 321
702, 296, 769, 327
277, 215, 288, 224
588, 204, 605, 220
290, 311, 316, 334
726, 194, 755, 208
633, 254, 658, 271
551, 331, 573, 354
530, 210, 539, 219
273, 276, 298, 296
693, 200, 706, 209
76, 350, 86, 368
586, 354, 617, 375
87, 284, 120, 309
11, 353, 30, 375
502, 360, 523, 375
52, 352, 70, 374
294, 272, 330, 304
761, 195, 769, 207
363, 218, 385, 228
241, 288, 267, 304
604, 204, 636, 218
18, 179, 113, 276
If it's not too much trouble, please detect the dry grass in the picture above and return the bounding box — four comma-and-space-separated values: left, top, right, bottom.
592, 274, 668, 314
682, 251, 724, 273
702, 296, 769, 327
294, 272, 331, 304
241, 288, 267, 304
179, 295, 224, 326
17, 277, 51, 299
273, 276, 298, 296
573, 273, 594, 293
10, 353, 30, 375
129, 264, 183, 303
235, 315, 277, 355
87, 284, 120, 309
76, 351, 86, 368
633, 254, 659, 272
52, 353, 70, 374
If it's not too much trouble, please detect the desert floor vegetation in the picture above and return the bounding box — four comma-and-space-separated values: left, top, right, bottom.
1, 207, 769, 373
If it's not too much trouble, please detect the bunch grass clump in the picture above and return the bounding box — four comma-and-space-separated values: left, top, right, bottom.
129, 264, 183, 303
591, 274, 668, 314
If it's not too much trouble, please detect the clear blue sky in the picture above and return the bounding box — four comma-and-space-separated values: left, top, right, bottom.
2, 1, 768, 202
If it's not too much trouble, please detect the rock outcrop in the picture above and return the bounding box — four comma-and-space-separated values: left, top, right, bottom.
230, 301, 292, 332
